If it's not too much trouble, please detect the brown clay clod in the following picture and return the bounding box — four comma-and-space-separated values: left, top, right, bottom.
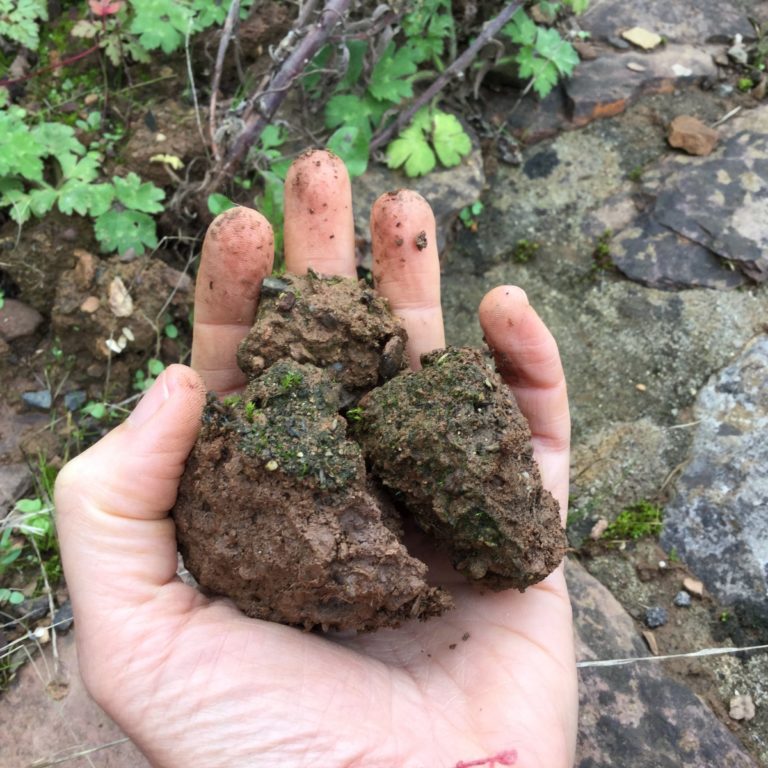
173, 276, 564, 631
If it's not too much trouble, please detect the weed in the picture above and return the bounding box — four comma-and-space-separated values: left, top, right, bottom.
133, 357, 165, 391
738, 77, 754, 92
459, 201, 484, 232
280, 372, 303, 391
244, 401, 256, 422
222, 394, 242, 408
627, 165, 644, 182
591, 229, 614, 274
0, 0, 48, 49
512, 239, 540, 263
346, 406, 364, 422
602, 500, 663, 541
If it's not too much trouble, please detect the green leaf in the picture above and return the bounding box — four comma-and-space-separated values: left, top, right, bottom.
503, 9, 538, 46
0, 0, 48, 49
326, 124, 370, 177
303, 43, 334, 96
534, 27, 580, 76
256, 170, 285, 256
147, 358, 165, 376
94, 209, 158, 255
260, 124, 285, 151
386, 124, 436, 177
164, 322, 179, 339
112, 173, 165, 213
564, 0, 590, 14
32, 122, 84, 167
15, 497, 43, 514
368, 42, 418, 103
431, 111, 472, 167
28, 186, 57, 217
129, 0, 192, 54
515, 47, 559, 97
82, 401, 107, 420
0, 116, 45, 182
325, 94, 371, 130
58, 151, 101, 183
207, 193, 236, 216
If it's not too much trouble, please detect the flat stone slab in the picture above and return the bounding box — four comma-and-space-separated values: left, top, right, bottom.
565, 45, 718, 127
662, 336, 768, 621
580, 0, 754, 43
568, 559, 759, 767
610, 109, 768, 287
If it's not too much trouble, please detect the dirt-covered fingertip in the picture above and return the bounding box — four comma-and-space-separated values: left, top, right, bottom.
478, 285, 530, 332
370, 189, 434, 243
204, 206, 274, 261
285, 148, 349, 192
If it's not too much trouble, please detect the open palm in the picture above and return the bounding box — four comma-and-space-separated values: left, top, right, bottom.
56, 151, 576, 768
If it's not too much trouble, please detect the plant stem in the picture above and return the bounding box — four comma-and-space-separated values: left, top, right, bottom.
369, 2, 522, 152
209, 0, 241, 162
204, 0, 352, 195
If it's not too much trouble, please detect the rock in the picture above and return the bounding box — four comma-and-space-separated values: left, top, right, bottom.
0, 463, 32, 515
674, 590, 692, 607
730, 693, 756, 722
645, 606, 668, 628
21, 390, 52, 410
580, 0, 753, 43
565, 45, 718, 127
668, 115, 719, 156
63, 390, 86, 412
622, 27, 663, 50
108, 276, 134, 317
683, 576, 704, 597
72, 248, 96, 290
0, 299, 43, 341
79, 295, 100, 313
568, 559, 759, 768
611, 109, 768, 286
53, 600, 74, 633
351, 146, 484, 267
662, 336, 768, 621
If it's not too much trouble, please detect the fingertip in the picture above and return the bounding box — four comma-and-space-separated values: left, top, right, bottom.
478, 285, 530, 332
284, 149, 356, 277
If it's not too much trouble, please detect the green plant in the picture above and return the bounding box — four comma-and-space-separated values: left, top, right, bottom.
501, 5, 585, 98
0, 91, 164, 256
0, 287, 4, 309
602, 501, 663, 541
280, 372, 303, 391
72, 0, 257, 66
627, 165, 644, 182
346, 406, 364, 422
738, 77, 754, 92
512, 239, 540, 263
591, 229, 614, 272
244, 401, 256, 422
459, 200, 484, 231
386, 106, 472, 177
315, 0, 471, 178
133, 357, 165, 391
0, 0, 48, 49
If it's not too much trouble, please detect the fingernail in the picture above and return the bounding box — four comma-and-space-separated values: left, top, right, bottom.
129, 368, 174, 428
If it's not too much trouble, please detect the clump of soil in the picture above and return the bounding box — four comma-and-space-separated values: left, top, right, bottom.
356, 347, 565, 589
173, 274, 564, 631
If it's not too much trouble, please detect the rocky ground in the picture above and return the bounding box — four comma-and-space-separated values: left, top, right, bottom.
1, 0, 768, 766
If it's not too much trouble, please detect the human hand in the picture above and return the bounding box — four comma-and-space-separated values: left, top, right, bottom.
55, 150, 577, 768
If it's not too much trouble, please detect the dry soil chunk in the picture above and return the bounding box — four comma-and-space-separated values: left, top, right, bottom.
357, 348, 565, 589
173, 361, 450, 631
237, 272, 407, 391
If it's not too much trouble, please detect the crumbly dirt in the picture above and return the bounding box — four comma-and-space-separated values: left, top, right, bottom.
173, 275, 564, 631
357, 347, 565, 589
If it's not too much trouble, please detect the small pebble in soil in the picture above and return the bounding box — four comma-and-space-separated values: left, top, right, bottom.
64, 390, 87, 412
674, 590, 692, 608
645, 606, 669, 628
22, 390, 52, 410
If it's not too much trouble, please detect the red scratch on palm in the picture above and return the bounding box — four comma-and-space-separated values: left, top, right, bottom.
455, 749, 518, 768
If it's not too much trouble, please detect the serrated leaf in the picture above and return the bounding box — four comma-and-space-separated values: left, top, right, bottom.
94, 209, 158, 255
503, 9, 537, 46
325, 94, 371, 130
535, 27, 580, 76
59, 151, 101, 182
150, 153, 184, 170
0, 116, 45, 181
369, 42, 418, 103
386, 125, 436, 177
0, 0, 48, 49
129, 0, 192, 54
326, 124, 369, 177
431, 111, 472, 167
57, 178, 111, 216
28, 186, 58, 217
112, 172, 165, 213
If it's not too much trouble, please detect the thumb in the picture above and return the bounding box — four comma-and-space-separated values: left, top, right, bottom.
56, 364, 206, 613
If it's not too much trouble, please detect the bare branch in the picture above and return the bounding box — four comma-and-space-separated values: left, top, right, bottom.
206, 0, 352, 194
209, 0, 241, 162
369, 2, 522, 152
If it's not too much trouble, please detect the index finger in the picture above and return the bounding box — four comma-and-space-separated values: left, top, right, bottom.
192, 207, 274, 395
